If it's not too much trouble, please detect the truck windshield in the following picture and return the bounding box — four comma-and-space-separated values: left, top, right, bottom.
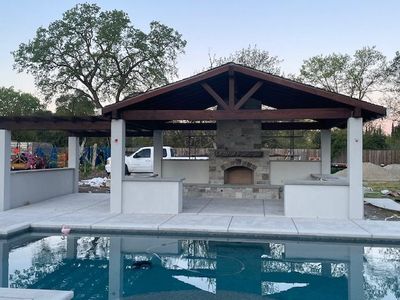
170, 149, 176, 157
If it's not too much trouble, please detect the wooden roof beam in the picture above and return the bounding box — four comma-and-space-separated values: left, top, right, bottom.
201, 83, 230, 110
121, 108, 353, 121
0, 119, 110, 131
234, 81, 263, 110
131, 121, 338, 131
229, 70, 235, 109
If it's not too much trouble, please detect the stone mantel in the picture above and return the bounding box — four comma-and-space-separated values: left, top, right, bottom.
215, 150, 264, 157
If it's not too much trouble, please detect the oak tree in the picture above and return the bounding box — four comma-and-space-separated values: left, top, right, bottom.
299, 46, 389, 100
208, 45, 282, 75
13, 3, 186, 108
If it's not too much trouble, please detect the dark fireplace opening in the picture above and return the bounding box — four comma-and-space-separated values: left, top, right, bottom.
224, 166, 254, 185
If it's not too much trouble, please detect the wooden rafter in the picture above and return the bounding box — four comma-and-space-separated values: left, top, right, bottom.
234, 81, 263, 110
121, 108, 352, 121
229, 72, 235, 108
201, 83, 230, 110
102, 63, 386, 119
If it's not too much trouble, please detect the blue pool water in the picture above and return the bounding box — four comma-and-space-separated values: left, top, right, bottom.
1, 234, 400, 299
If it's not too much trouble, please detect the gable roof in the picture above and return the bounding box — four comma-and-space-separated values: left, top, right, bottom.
102, 63, 386, 121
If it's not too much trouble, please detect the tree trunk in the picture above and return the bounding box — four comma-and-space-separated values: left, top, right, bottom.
91, 143, 97, 170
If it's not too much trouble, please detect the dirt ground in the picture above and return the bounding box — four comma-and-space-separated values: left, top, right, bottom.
364, 203, 400, 221
79, 185, 110, 193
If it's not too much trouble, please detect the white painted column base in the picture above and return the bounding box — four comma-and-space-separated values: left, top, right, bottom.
109, 237, 123, 299
110, 119, 126, 214
0, 241, 8, 287
320, 129, 331, 174
347, 117, 363, 219
153, 130, 163, 177
0, 130, 11, 212
348, 246, 364, 300
68, 137, 80, 193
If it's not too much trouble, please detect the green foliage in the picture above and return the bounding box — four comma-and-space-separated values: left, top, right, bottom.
13, 3, 186, 108
363, 126, 388, 149
300, 46, 389, 100
388, 50, 400, 89
12, 130, 67, 147
55, 92, 95, 116
331, 126, 390, 159
164, 130, 215, 149
0, 86, 44, 116
263, 130, 319, 149
386, 124, 400, 149
208, 44, 282, 75
331, 129, 347, 159
300, 53, 350, 93
387, 51, 400, 120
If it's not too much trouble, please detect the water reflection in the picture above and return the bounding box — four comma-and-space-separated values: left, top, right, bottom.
0, 234, 399, 299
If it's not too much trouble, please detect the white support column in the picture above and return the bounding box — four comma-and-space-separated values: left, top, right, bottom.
68, 136, 80, 193
347, 117, 363, 219
153, 130, 163, 177
348, 246, 364, 300
0, 241, 8, 287
320, 129, 331, 174
110, 119, 126, 214
66, 236, 78, 259
0, 130, 11, 212
108, 237, 123, 299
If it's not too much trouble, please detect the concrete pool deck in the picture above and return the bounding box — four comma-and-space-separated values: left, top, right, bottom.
0, 288, 73, 300
0, 193, 400, 242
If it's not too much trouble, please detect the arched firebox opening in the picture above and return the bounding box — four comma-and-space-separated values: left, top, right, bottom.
224, 166, 254, 185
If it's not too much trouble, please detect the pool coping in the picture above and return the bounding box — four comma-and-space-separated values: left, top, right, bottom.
1, 193, 400, 244
2, 219, 400, 245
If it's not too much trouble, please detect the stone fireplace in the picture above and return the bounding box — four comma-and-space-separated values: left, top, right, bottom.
224, 166, 253, 185
209, 119, 270, 185
184, 118, 280, 200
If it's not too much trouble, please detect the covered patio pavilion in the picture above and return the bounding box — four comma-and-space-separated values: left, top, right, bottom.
0, 63, 386, 220
103, 63, 386, 219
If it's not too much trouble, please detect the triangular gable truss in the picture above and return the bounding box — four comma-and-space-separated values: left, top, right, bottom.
102, 63, 386, 126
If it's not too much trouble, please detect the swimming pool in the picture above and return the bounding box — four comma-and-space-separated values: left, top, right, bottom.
1, 233, 400, 299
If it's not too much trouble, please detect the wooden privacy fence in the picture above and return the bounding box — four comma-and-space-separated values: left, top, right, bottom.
174, 148, 400, 165
334, 149, 400, 165
91, 147, 400, 166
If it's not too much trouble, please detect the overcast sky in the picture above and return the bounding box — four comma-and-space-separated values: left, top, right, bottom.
1, 0, 400, 100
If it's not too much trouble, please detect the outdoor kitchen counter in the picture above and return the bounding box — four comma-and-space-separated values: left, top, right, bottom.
122, 176, 184, 214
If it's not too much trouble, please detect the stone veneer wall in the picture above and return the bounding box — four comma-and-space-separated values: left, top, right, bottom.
209, 120, 270, 185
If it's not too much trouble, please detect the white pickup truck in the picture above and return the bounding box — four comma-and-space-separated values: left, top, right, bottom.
105, 146, 207, 175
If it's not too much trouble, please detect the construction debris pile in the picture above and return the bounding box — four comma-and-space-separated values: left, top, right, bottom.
335, 162, 400, 182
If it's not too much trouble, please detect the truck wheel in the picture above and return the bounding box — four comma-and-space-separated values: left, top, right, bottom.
125, 164, 130, 175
